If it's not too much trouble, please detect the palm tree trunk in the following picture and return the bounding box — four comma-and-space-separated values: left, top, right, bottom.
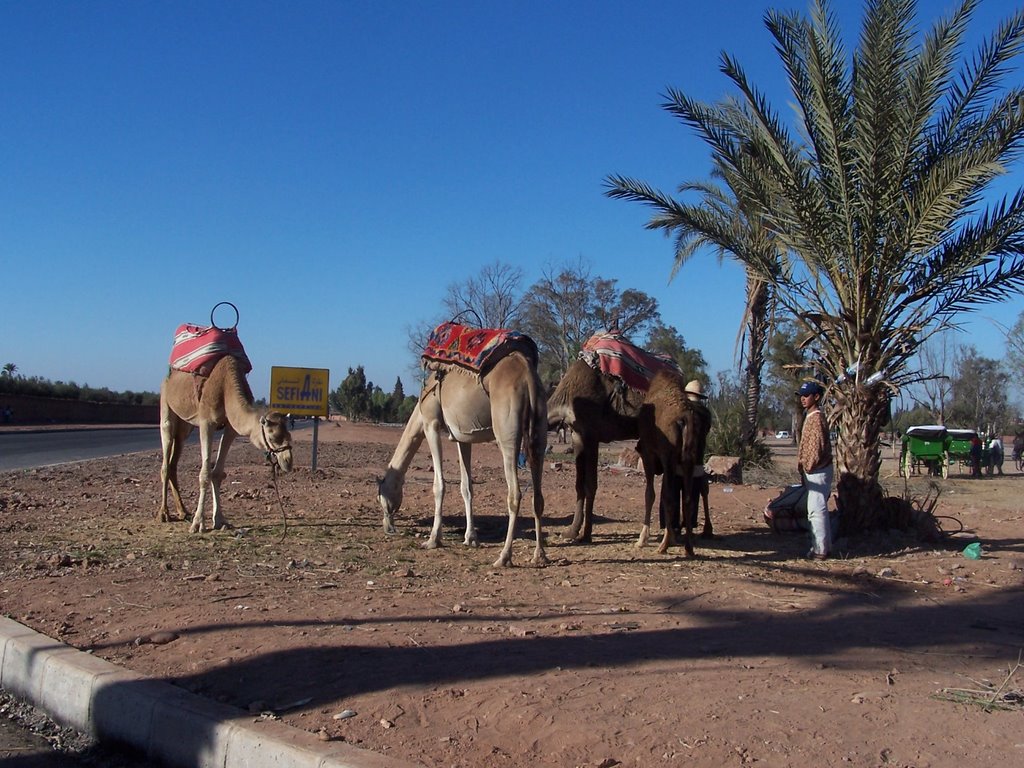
740, 278, 770, 450
833, 387, 890, 534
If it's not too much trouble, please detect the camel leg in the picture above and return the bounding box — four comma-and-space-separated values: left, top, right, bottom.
528, 441, 548, 566
636, 467, 656, 548
679, 473, 696, 558
164, 421, 192, 522
699, 480, 714, 539
208, 430, 236, 530
657, 473, 681, 555
423, 423, 446, 550
568, 438, 598, 543
493, 440, 522, 568
158, 406, 191, 522
190, 423, 218, 533
158, 410, 177, 522
455, 441, 478, 546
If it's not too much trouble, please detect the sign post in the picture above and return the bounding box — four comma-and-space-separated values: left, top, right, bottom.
269, 367, 330, 471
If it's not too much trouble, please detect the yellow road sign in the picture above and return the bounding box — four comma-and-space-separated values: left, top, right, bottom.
270, 366, 330, 417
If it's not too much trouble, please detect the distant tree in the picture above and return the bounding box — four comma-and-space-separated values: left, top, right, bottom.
2, 363, 16, 377
705, 371, 772, 465
330, 366, 373, 422
519, 258, 596, 380
1007, 311, 1024, 393
891, 404, 937, 436
948, 347, 1012, 432
765, 321, 807, 438
643, 323, 708, 386
384, 377, 416, 423
914, 332, 955, 423
443, 261, 525, 328
520, 258, 662, 381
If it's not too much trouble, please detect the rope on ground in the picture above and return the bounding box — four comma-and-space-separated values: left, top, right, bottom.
269, 463, 287, 542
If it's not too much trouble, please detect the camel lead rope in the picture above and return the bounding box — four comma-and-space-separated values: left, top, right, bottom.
269, 462, 288, 543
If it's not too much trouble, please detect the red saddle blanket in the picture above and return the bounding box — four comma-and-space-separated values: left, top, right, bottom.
579, 331, 679, 392
169, 324, 252, 376
422, 322, 536, 374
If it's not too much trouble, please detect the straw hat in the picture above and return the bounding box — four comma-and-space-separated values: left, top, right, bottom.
684, 380, 707, 400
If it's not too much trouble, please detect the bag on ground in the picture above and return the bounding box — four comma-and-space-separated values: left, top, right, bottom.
763, 484, 809, 533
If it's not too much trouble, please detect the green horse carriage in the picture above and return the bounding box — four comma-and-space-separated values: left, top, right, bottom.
899, 425, 949, 478
899, 425, 985, 478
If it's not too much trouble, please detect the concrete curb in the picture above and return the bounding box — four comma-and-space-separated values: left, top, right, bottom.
0, 617, 417, 768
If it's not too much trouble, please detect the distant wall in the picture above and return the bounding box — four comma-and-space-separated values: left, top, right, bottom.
0, 394, 159, 426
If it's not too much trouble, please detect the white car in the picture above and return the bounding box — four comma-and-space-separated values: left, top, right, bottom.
775, 431, 791, 440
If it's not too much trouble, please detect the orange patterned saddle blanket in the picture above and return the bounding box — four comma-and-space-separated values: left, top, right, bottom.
422, 322, 537, 374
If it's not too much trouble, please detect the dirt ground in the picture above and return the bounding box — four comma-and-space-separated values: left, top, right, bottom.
1, 420, 1022, 768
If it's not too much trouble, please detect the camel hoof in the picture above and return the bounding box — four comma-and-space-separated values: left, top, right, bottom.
189, 524, 204, 534
493, 554, 512, 567
422, 539, 441, 550
530, 551, 549, 567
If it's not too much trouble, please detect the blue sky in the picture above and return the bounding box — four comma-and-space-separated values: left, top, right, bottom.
2, 0, 1021, 401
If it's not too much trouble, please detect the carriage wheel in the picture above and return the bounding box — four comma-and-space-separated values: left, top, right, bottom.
941, 451, 949, 479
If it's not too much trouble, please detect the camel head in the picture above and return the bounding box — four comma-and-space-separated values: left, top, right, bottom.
377, 469, 402, 535
257, 411, 294, 472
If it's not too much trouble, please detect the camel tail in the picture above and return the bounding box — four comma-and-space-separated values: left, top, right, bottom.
524, 367, 548, 465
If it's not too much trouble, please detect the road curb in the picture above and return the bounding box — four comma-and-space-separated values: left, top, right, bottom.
0, 617, 416, 768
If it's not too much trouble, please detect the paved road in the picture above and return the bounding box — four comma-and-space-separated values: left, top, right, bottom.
0, 428, 175, 472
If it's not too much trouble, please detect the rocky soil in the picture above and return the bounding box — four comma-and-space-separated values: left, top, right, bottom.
1, 420, 1022, 767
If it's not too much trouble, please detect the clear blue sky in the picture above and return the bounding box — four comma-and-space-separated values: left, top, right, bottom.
3, 0, 1021, 401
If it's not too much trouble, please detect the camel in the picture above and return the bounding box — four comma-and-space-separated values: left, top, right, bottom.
158, 355, 294, 532
547, 358, 647, 543
377, 350, 548, 567
635, 371, 712, 556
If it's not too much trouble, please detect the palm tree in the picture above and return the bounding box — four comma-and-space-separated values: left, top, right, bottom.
610, 0, 1024, 530
604, 173, 778, 459
2, 363, 16, 377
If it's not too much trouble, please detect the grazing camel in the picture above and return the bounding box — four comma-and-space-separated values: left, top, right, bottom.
636, 372, 712, 556
158, 355, 294, 532
377, 349, 548, 567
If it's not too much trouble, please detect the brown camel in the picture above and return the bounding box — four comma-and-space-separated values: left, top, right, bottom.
547, 358, 646, 543
158, 355, 294, 532
377, 350, 548, 567
636, 371, 712, 556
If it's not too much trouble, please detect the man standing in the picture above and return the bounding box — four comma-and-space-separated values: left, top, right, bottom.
683, 380, 710, 529
797, 381, 833, 560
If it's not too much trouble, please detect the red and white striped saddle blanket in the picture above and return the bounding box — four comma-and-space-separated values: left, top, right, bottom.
579, 331, 680, 392
169, 323, 252, 376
